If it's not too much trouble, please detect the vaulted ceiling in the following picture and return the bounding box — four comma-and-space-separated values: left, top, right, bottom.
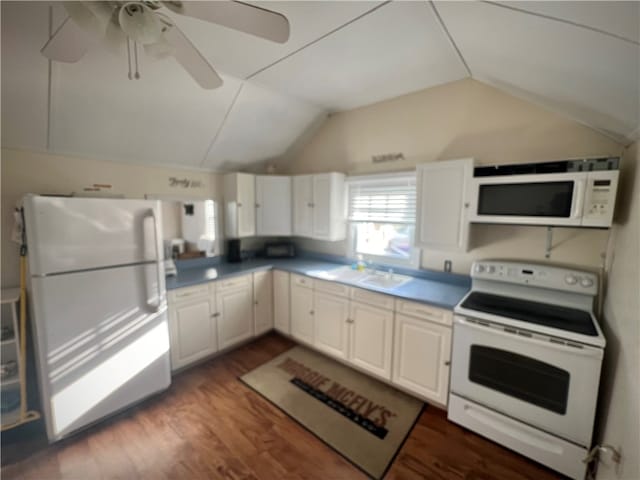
2, 1, 638, 172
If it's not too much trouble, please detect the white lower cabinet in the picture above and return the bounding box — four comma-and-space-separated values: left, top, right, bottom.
216, 277, 254, 350
253, 271, 273, 335
313, 291, 349, 360
393, 312, 452, 406
168, 268, 455, 408
349, 300, 394, 380
273, 270, 290, 334
168, 294, 218, 371
290, 280, 314, 345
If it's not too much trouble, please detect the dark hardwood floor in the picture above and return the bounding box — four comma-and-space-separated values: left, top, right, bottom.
2, 333, 563, 479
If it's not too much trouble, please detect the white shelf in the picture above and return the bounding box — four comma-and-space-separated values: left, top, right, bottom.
1, 376, 20, 387
1, 407, 22, 428
0, 288, 20, 305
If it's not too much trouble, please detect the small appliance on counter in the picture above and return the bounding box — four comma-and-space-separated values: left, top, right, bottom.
163, 238, 185, 276
227, 239, 243, 263
264, 241, 296, 258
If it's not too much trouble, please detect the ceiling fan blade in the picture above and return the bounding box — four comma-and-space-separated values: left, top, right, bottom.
41, 16, 89, 63
162, 23, 223, 89
163, 1, 290, 43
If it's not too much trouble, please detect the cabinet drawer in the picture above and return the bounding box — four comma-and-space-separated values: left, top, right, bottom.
350, 287, 394, 311
292, 274, 313, 289
395, 299, 453, 326
217, 274, 252, 293
314, 279, 349, 297
168, 284, 210, 304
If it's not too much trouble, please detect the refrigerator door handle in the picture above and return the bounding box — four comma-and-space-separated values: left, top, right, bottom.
147, 208, 164, 313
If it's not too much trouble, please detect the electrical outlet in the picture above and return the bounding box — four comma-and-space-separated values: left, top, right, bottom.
444, 260, 452, 272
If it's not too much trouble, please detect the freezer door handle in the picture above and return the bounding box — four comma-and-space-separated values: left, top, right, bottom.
147, 208, 164, 312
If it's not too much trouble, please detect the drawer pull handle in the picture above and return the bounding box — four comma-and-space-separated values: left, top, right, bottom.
211, 312, 220, 318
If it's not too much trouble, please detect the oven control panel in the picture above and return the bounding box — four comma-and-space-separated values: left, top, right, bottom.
472, 260, 598, 295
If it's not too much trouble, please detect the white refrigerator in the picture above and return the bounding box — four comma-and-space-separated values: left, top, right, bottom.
23, 194, 171, 442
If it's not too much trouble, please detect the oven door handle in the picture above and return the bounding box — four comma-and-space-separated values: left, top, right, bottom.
454, 316, 603, 358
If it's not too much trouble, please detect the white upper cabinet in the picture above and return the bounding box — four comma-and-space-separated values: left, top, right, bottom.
255, 175, 292, 236
293, 173, 346, 241
415, 158, 474, 252
292, 175, 314, 237
224, 173, 256, 238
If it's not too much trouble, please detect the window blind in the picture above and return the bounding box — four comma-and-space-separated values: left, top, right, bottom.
348, 175, 416, 224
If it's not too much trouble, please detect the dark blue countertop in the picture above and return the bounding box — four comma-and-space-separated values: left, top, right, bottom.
166, 257, 470, 310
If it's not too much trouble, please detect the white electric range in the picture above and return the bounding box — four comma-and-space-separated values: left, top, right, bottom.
448, 260, 605, 480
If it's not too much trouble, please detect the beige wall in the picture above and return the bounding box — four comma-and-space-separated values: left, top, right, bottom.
597, 142, 639, 480
1, 148, 224, 287
280, 78, 625, 274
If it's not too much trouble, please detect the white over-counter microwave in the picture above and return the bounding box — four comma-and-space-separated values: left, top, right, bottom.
468, 159, 619, 228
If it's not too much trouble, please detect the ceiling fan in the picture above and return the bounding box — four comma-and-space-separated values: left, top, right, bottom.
41, 1, 291, 89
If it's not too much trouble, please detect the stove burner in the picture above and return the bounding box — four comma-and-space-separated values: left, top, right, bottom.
461, 292, 597, 336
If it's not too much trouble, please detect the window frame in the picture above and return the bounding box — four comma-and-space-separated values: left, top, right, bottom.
346, 172, 420, 269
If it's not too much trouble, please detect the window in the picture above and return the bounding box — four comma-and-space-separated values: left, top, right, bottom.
347, 173, 419, 267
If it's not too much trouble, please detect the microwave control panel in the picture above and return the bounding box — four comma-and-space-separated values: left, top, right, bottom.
582, 170, 619, 227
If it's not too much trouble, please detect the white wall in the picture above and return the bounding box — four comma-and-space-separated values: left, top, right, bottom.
279, 79, 624, 274
597, 142, 639, 480
1, 148, 224, 287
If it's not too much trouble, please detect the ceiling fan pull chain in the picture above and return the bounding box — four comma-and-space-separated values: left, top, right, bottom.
134, 41, 140, 80
126, 37, 133, 80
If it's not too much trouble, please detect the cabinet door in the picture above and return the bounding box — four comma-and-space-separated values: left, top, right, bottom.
312, 174, 332, 239
256, 176, 292, 236
217, 285, 254, 350
416, 158, 473, 251
349, 301, 394, 380
168, 298, 217, 371
237, 173, 256, 237
293, 175, 313, 237
273, 270, 290, 334
393, 313, 452, 406
313, 291, 349, 360
253, 271, 273, 336
290, 283, 314, 344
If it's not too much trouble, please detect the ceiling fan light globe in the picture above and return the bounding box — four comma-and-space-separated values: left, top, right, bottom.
119, 2, 163, 45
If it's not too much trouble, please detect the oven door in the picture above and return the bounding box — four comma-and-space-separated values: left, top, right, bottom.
468, 172, 586, 226
450, 316, 603, 447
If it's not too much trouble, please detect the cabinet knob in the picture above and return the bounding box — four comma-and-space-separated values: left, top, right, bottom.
444, 360, 451, 366
237, 202, 243, 208
254, 300, 259, 305
211, 312, 220, 318
309, 310, 314, 315
255, 203, 260, 208
464, 203, 470, 208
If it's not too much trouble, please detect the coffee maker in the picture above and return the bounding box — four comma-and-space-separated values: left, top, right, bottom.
227, 239, 242, 263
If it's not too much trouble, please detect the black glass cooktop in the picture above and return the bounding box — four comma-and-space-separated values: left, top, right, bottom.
461, 292, 597, 336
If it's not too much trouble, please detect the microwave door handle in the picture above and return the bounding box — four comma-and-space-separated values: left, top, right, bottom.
571, 179, 586, 219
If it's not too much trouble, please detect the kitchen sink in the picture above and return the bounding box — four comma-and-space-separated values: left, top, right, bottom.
358, 272, 412, 289
309, 265, 413, 290
309, 265, 368, 282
